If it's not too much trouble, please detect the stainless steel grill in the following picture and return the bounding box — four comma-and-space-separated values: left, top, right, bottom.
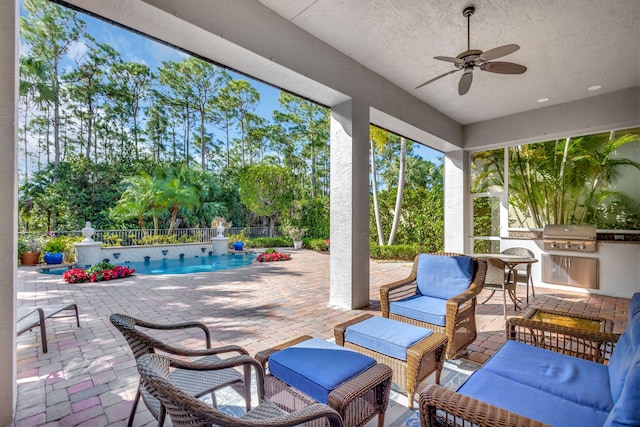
542, 224, 597, 252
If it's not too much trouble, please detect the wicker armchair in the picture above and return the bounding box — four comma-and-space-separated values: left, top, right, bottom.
419, 311, 621, 426
380, 253, 487, 359
110, 313, 252, 427
137, 353, 344, 427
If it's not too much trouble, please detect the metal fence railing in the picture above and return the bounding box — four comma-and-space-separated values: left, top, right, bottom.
19, 226, 282, 247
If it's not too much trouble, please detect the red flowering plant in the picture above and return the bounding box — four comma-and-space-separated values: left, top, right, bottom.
62, 262, 135, 283
62, 268, 88, 283
256, 248, 291, 262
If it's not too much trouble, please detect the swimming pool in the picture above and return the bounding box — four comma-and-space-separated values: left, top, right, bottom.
40, 253, 257, 275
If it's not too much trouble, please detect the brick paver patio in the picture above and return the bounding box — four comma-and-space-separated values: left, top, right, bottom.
13, 250, 631, 426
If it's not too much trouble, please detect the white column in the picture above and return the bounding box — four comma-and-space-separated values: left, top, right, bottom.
211, 237, 229, 256
444, 150, 472, 254
329, 99, 370, 309
74, 242, 104, 267
0, 0, 18, 421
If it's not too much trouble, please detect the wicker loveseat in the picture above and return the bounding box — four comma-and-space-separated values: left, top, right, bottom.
420, 292, 640, 427
380, 253, 487, 359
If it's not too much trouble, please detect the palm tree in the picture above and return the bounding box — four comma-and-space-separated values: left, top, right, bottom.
111, 172, 159, 235
474, 129, 640, 228
160, 177, 200, 234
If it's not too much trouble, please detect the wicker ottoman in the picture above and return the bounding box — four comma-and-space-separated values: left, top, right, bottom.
255, 335, 392, 427
334, 314, 447, 409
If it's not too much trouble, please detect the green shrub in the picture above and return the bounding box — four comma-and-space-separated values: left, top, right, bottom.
246, 237, 291, 248
86, 261, 115, 274
305, 238, 329, 251
103, 233, 123, 246
369, 244, 421, 261
228, 229, 246, 243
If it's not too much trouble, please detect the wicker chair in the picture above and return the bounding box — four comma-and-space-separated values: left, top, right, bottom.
110, 313, 251, 427
380, 253, 487, 359
501, 247, 535, 302
137, 353, 344, 427
480, 257, 519, 319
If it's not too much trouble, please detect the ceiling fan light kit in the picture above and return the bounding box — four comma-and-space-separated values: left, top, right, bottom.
416, 5, 527, 95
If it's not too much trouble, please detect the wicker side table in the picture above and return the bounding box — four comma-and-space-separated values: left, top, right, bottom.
255, 335, 393, 427
519, 307, 613, 332
508, 307, 617, 363
334, 314, 448, 409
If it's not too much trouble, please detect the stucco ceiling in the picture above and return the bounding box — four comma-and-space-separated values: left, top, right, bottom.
257, 0, 640, 125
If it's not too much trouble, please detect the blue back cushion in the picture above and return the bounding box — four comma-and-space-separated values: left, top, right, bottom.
416, 254, 475, 299
345, 316, 433, 361
605, 293, 640, 426
269, 338, 376, 404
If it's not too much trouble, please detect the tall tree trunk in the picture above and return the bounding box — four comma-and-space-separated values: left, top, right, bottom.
310, 140, 317, 198
168, 206, 178, 234
370, 138, 385, 245
225, 121, 230, 168
200, 113, 206, 170
388, 137, 406, 245
153, 214, 159, 236
558, 137, 571, 223
23, 100, 30, 181
53, 57, 61, 167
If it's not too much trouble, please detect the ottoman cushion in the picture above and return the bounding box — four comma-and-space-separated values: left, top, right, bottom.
269, 338, 376, 404
345, 316, 433, 361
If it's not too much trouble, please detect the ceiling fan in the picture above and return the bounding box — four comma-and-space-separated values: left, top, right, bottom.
415, 6, 527, 95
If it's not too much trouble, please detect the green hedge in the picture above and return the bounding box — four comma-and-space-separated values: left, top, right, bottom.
369, 244, 423, 261
304, 238, 329, 251
245, 237, 291, 248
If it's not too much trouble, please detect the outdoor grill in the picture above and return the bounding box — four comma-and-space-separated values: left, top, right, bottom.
542, 224, 598, 253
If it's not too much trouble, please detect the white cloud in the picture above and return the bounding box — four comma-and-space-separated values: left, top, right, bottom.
66, 40, 88, 62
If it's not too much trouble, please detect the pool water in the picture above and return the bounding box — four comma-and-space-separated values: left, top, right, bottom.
40, 253, 257, 275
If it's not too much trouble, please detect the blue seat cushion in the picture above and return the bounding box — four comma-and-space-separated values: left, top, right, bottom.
268, 338, 376, 404
458, 369, 609, 427
483, 340, 614, 412
390, 294, 447, 326
345, 316, 433, 361
416, 254, 475, 300
605, 293, 640, 426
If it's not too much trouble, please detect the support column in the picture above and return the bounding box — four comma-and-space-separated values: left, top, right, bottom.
0, 0, 18, 421
444, 150, 472, 254
329, 99, 370, 309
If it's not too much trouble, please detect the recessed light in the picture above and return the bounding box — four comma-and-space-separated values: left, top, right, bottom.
537, 97, 550, 103
588, 85, 602, 91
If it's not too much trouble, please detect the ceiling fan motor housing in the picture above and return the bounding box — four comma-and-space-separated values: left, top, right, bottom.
463, 6, 475, 18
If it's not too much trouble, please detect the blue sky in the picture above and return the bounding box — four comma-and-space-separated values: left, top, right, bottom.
22, 1, 442, 165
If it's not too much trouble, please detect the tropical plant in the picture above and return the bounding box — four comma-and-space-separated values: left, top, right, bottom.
473, 129, 640, 229
282, 225, 305, 241
228, 229, 246, 243
18, 236, 42, 255
42, 235, 68, 253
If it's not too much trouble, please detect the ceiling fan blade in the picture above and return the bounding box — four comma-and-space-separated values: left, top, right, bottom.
479, 44, 520, 61
458, 70, 473, 95
480, 61, 527, 74
434, 56, 464, 65
415, 68, 461, 89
